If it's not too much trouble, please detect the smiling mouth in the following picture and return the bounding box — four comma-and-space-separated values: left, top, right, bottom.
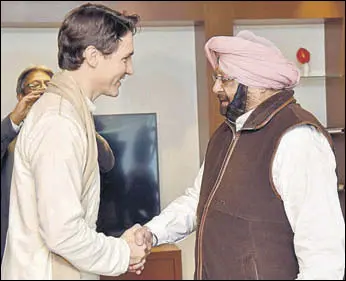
117, 78, 125, 85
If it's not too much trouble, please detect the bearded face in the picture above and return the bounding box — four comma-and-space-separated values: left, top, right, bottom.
217, 92, 231, 116
212, 72, 237, 116
212, 72, 248, 122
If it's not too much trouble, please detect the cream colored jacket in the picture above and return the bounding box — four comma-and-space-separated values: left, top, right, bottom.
1, 93, 130, 280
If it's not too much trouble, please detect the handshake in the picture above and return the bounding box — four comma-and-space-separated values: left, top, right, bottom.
120, 224, 154, 275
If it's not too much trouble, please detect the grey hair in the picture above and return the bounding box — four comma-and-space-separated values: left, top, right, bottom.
16, 65, 54, 95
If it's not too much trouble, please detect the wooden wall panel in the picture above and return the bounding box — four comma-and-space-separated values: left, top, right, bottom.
229, 1, 344, 19
325, 18, 344, 77
324, 17, 345, 186
202, 2, 235, 135
0, 1, 203, 27
109, 1, 203, 22
194, 24, 210, 164
333, 134, 345, 186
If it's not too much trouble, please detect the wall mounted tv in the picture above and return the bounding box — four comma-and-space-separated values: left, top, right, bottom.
94, 113, 161, 237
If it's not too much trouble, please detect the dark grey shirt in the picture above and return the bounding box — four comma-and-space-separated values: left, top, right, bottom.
1, 115, 18, 162
1, 114, 19, 263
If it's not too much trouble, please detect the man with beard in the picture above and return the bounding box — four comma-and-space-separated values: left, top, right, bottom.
135, 30, 345, 279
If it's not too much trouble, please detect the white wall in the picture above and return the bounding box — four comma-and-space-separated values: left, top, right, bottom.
1, 26, 199, 279
234, 22, 327, 126
1, 28, 61, 116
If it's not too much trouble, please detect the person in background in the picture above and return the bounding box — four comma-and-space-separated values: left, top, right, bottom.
1, 65, 54, 263
1, 65, 116, 263
135, 30, 345, 280
1, 3, 151, 279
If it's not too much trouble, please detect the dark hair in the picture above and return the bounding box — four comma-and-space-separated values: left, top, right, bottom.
58, 3, 140, 70
16, 65, 54, 95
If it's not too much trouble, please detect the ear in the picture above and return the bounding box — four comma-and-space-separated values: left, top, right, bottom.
83, 45, 99, 68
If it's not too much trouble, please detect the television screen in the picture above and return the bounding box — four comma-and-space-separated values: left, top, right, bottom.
94, 113, 161, 237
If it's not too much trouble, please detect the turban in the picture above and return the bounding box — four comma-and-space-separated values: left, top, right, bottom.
204, 30, 300, 89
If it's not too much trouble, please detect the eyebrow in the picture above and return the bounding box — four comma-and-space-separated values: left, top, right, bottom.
123, 51, 134, 59
26, 79, 50, 86
28, 79, 50, 83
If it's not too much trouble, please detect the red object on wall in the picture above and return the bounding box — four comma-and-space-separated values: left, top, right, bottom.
296, 47, 310, 64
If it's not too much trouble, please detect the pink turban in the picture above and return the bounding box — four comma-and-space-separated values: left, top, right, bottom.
204, 30, 300, 89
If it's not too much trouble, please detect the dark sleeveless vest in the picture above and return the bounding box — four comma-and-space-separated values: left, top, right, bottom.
195, 90, 333, 280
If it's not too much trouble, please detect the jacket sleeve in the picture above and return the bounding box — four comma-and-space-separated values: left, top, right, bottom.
96, 132, 115, 173
28, 115, 130, 276
1, 115, 19, 163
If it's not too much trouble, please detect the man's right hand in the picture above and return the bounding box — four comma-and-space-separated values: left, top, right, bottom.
120, 224, 150, 270
10, 90, 43, 125
134, 225, 154, 250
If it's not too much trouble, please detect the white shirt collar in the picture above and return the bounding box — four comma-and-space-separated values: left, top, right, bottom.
235, 109, 255, 132
85, 97, 96, 114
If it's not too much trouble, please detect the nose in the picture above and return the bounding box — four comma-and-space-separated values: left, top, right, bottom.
212, 79, 223, 94
126, 58, 134, 75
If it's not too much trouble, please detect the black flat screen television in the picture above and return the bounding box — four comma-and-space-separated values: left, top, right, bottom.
94, 113, 161, 237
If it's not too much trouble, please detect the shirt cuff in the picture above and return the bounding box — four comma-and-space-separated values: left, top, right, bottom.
10, 118, 22, 133
152, 232, 158, 247
145, 220, 168, 246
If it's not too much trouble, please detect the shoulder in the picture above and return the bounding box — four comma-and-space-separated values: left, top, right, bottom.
23, 92, 84, 135
277, 124, 335, 164
280, 124, 331, 148
30, 92, 81, 121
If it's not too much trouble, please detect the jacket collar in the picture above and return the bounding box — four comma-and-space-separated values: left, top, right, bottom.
239, 90, 295, 131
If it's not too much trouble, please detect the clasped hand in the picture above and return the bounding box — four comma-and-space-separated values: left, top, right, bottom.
120, 224, 154, 275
